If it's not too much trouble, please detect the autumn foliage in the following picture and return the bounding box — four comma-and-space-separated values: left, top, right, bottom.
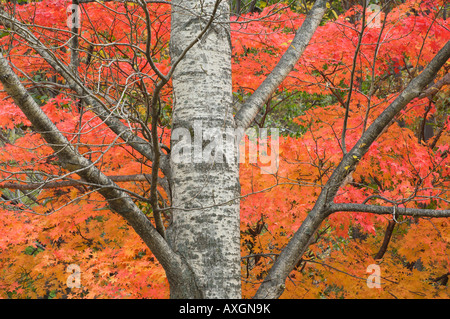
0, 0, 449, 298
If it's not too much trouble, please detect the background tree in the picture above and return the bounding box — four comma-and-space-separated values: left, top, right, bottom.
0, 0, 448, 299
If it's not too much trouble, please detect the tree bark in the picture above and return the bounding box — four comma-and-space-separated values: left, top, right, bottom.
166, 0, 241, 298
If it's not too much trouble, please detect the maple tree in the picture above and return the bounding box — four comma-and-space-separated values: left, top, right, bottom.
0, 0, 448, 299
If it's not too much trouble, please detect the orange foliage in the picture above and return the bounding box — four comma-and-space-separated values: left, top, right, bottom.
0, 0, 449, 299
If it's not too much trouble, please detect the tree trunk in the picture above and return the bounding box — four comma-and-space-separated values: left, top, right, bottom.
166, 0, 241, 299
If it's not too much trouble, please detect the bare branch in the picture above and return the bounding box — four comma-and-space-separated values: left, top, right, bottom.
0, 9, 172, 180
234, 0, 328, 131
342, 0, 367, 155
254, 39, 450, 300
0, 174, 154, 190
418, 72, 450, 99
374, 220, 396, 260
0, 52, 200, 296
330, 203, 450, 218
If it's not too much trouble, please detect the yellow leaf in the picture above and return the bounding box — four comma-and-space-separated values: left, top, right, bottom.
332, 10, 339, 19
70, 188, 78, 200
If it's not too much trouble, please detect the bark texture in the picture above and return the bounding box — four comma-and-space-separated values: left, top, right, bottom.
166, 0, 242, 298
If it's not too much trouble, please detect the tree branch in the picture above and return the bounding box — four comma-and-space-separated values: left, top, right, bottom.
341, 0, 367, 154
0, 10, 172, 183
374, 220, 395, 260
254, 40, 450, 299
69, 0, 80, 77
323, 40, 450, 207
0, 174, 155, 190
329, 203, 450, 218
234, 0, 328, 131
0, 52, 201, 297
417, 72, 450, 99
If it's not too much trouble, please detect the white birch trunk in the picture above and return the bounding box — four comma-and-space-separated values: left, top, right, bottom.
166, 0, 241, 298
